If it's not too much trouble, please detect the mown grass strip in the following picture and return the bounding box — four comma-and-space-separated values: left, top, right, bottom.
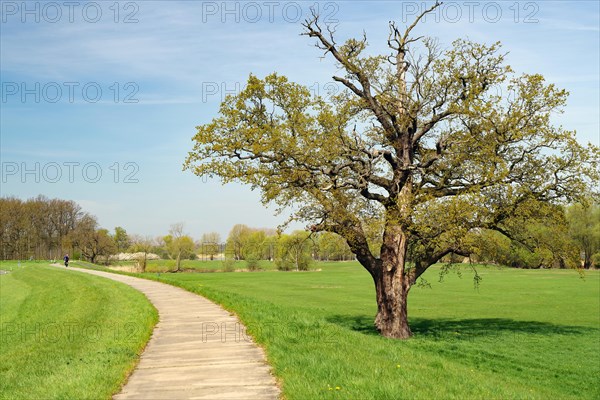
0, 261, 157, 400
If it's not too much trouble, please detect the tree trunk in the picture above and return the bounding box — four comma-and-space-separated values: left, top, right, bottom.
295, 250, 299, 271
583, 251, 591, 269
175, 253, 181, 272
374, 215, 413, 339
373, 267, 412, 339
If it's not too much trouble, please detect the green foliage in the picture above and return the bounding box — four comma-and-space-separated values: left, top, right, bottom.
244, 232, 264, 271
162, 235, 195, 260
199, 232, 221, 260
222, 257, 235, 272
225, 224, 252, 260
245, 230, 266, 269
473, 206, 579, 269
225, 225, 277, 261
566, 202, 600, 268
162, 223, 195, 271
274, 259, 292, 271
275, 231, 313, 271
0, 196, 83, 260
245, 257, 260, 271
593, 253, 600, 268
314, 232, 354, 261
65, 215, 117, 264
472, 201, 599, 269
113, 226, 131, 253
128, 235, 156, 273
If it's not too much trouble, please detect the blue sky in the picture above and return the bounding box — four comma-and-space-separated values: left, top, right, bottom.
1, 0, 598, 240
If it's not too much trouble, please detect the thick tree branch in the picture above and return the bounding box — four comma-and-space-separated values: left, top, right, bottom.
302, 12, 400, 142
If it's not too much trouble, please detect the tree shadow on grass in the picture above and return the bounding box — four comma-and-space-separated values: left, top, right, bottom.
326, 314, 595, 339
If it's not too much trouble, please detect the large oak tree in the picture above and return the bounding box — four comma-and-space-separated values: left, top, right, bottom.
185, 3, 599, 338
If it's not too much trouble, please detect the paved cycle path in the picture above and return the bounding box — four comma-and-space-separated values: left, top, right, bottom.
58, 266, 280, 400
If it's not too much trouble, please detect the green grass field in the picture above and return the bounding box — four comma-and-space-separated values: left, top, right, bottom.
128, 262, 599, 399
0, 261, 158, 400
3, 260, 598, 399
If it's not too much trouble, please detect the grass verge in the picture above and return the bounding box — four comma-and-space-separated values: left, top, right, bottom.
0, 261, 158, 400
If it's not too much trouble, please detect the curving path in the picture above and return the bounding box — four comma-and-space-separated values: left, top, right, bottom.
56, 265, 280, 400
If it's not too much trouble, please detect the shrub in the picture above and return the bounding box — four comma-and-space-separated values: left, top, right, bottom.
246, 257, 260, 271
275, 258, 293, 271
136, 256, 147, 273
592, 253, 600, 269
222, 257, 235, 272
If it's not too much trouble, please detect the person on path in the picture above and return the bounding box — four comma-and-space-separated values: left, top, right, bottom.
63, 254, 69, 268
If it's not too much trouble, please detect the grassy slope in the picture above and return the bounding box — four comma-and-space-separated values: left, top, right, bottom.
133, 262, 599, 399
0, 261, 157, 400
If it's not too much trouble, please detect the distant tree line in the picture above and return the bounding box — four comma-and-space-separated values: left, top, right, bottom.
221, 224, 354, 271
471, 203, 599, 269
1, 195, 83, 260
1, 196, 598, 269
220, 203, 600, 270
0, 195, 120, 262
